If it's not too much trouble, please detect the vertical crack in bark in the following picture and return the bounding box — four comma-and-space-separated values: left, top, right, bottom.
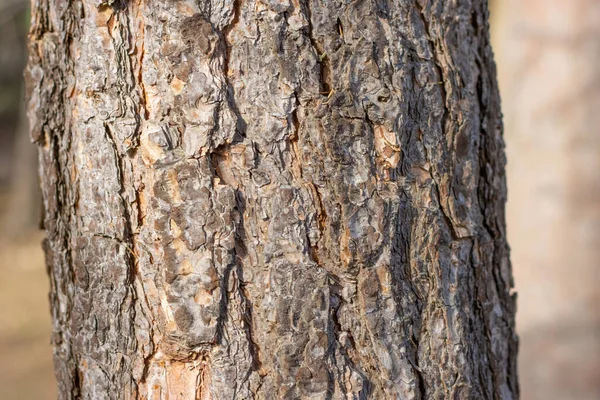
310, 180, 327, 258
220, 0, 246, 140
412, 330, 427, 399
234, 265, 265, 390
329, 286, 372, 398
210, 2, 263, 381
103, 122, 137, 284
303, 0, 332, 96
288, 93, 328, 269
134, 0, 149, 121
389, 198, 428, 400
429, 168, 460, 238
237, 278, 264, 379
103, 6, 146, 296
366, 104, 424, 396
196, 355, 210, 400
122, 0, 158, 372
106, 6, 144, 151
414, 0, 460, 240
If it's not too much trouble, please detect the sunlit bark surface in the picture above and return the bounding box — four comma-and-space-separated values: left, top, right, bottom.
27, 0, 517, 398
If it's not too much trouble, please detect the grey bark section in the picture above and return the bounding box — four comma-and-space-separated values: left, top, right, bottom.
26, 0, 517, 399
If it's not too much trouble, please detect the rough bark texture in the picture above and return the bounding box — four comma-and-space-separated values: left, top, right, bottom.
26, 0, 517, 398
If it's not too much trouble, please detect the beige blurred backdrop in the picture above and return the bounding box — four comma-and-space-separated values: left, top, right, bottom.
0, 1, 598, 399
492, 0, 600, 398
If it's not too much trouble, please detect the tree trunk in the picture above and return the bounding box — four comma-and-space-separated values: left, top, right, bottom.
26, 0, 517, 398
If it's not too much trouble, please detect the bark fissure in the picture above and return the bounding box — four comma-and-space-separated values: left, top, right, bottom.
103, 122, 137, 282
414, 0, 462, 243
220, 0, 245, 141
303, 0, 332, 96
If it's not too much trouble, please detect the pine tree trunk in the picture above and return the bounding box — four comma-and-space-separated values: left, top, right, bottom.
26, 0, 518, 398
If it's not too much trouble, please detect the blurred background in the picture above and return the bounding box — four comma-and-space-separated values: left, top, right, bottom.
0, 1, 598, 398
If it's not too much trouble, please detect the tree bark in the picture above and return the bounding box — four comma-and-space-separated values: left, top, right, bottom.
26, 0, 517, 398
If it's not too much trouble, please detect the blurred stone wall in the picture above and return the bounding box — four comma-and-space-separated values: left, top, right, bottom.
491, 1, 600, 399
